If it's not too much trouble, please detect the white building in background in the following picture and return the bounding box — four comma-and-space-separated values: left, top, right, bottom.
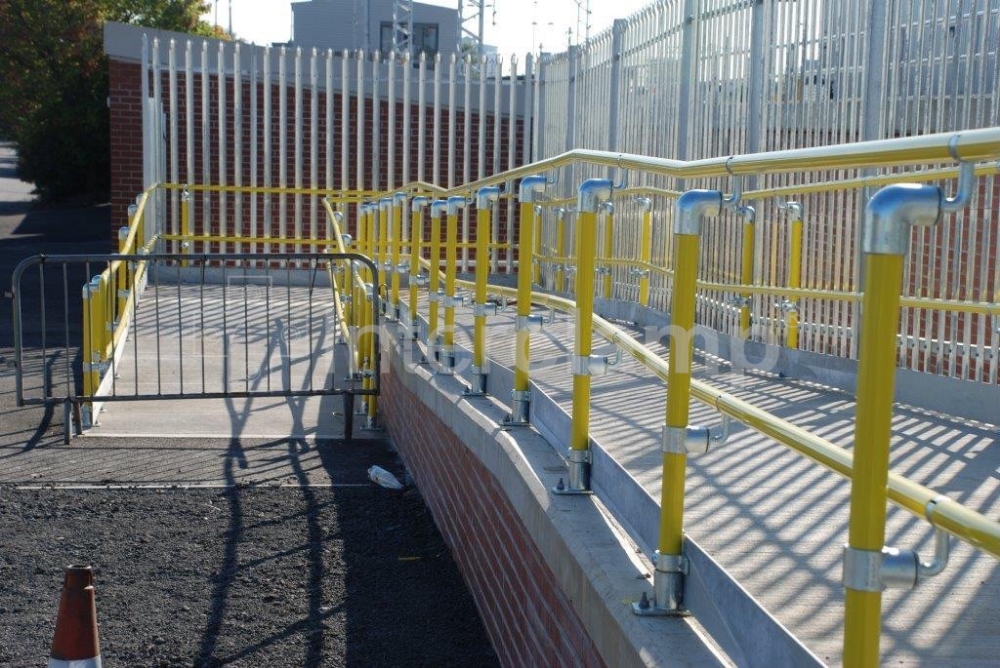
291, 0, 461, 58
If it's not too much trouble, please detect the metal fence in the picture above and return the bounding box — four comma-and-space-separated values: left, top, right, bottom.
141, 35, 533, 272
136, 0, 1000, 383
533, 0, 1000, 383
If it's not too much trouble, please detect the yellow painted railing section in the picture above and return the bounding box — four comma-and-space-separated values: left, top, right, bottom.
133, 126, 1000, 664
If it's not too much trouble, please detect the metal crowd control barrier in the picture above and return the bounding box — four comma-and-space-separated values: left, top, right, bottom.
11, 252, 379, 442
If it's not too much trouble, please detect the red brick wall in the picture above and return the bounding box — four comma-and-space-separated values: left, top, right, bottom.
109, 59, 145, 240
381, 371, 605, 668
108, 57, 524, 258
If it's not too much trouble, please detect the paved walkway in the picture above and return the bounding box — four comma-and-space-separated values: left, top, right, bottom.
432, 293, 999, 666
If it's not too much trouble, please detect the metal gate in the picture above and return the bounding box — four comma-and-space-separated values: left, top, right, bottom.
11, 252, 379, 442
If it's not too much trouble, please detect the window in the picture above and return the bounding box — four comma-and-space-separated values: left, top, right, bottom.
379, 21, 440, 62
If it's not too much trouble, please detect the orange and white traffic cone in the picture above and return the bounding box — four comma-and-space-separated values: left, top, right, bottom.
48, 565, 102, 668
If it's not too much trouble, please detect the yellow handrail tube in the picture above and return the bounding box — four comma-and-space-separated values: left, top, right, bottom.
532, 204, 543, 285
428, 200, 446, 347
443, 196, 465, 372
843, 183, 945, 667
602, 206, 614, 299
471, 187, 500, 394
843, 253, 902, 667
739, 207, 755, 337
408, 198, 428, 337
786, 204, 803, 349
654, 189, 724, 613
509, 176, 547, 424
390, 194, 404, 318
661, 235, 699, 555
638, 200, 653, 306
555, 209, 566, 292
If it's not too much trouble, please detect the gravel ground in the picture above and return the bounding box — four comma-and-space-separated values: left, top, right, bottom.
0, 145, 499, 666
0, 484, 498, 667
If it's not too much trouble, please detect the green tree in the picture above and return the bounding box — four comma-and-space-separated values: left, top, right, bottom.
0, 0, 220, 202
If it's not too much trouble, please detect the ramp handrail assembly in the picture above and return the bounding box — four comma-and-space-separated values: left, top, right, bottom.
139, 126, 1000, 666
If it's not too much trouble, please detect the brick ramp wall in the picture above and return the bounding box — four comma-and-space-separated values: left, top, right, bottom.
379, 334, 727, 667
382, 370, 603, 667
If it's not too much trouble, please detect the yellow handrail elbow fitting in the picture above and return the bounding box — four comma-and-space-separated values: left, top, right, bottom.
578, 178, 613, 214
518, 174, 548, 204
863, 184, 943, 255
476, 187, 500, 210
675, 189, 723, 235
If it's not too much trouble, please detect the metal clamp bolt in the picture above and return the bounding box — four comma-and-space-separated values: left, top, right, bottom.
662, 415, 733, 455
730, 296, 751, 308
516, 314, 545, 333
473, 302, 499, 317
843, 527, 950, 592
442, 294, 466, 308
571, 348, 622, 376
779, 299, 798, 314
633, 551, 690, 616
502, 389, 532, 426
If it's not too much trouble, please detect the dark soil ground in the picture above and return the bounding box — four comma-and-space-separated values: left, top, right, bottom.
0, 144, 499, 666
0, 483, 498, 667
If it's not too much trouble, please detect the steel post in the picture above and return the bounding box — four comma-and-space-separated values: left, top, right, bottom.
843, 183, 943, 666
442, 196, 466, 373
739, 207, 755, 337
409, 198, 428, 338
470, 187, 499, 394
507, 176, 546, 424
786, 204, 804, 349
638, 199, 653, 306
653, 190, 722, 613
562, 178, 612, 493
390, 193, 406, 320
428, 200, 447, 355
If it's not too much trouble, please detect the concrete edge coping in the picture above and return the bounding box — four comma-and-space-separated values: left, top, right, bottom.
382, 330, 731, 668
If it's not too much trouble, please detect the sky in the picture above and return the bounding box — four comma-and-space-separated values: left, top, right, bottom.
203, 0, 653, 57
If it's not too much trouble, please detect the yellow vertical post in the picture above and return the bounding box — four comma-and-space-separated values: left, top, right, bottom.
362, 203, 379, 428
128, 200, 141, 253
81, 281, 95, 402
532, 204, 543, 285
378, 197, 392, 315
560, 179, 612, 493
785, 202, 804, 349
181, 187, 191, 264
469, 187, 499, 394
408, 197, 428, 339
842, 183, 946, 667
642, 190, 724, 615
554, 208, 566, 292
738, 205, 756, 338
442, 195, 466, 373
96, 273, 111, 362
601, 203, 614, 299
391, 192, 407, 321
506, 176, 546, 425
637, 198, 653, 306
352, 204, 369, 370
428, 200, 447, 351
117, 227, 130, 318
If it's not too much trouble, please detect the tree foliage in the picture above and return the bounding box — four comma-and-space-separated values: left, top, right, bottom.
0, 0, 220, 202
